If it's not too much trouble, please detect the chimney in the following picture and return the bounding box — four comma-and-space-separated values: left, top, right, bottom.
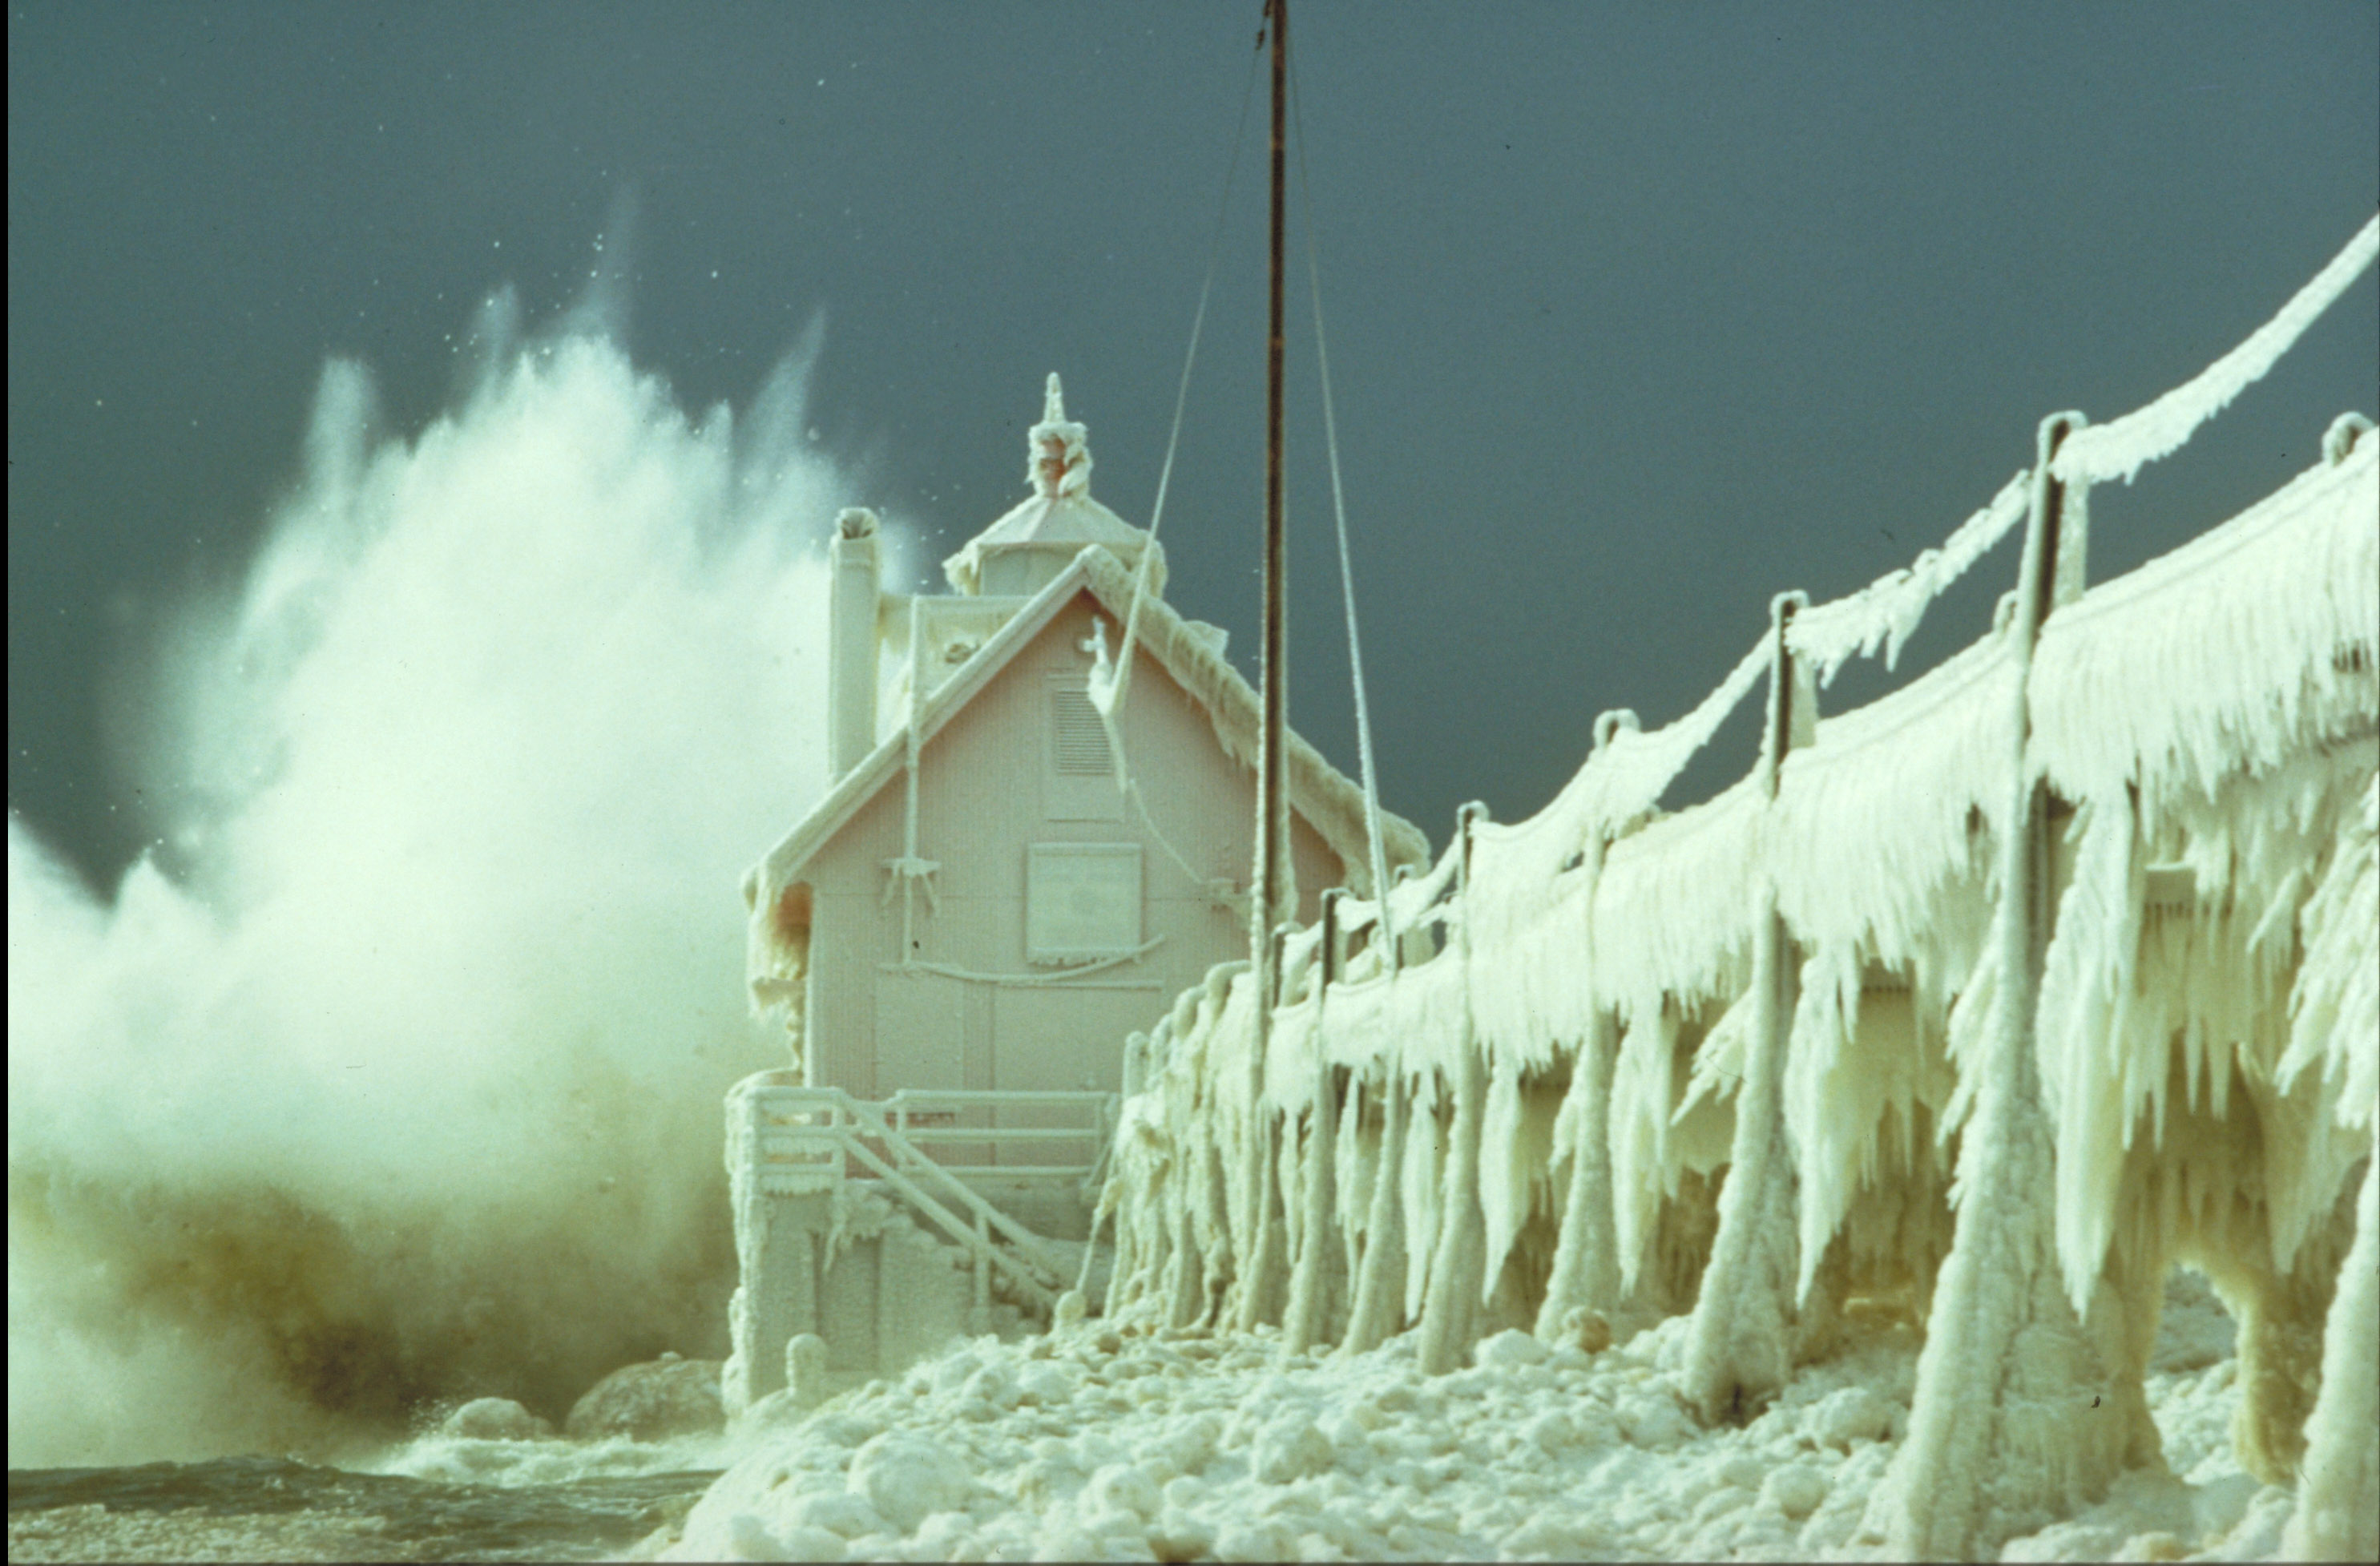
828, 507, 881, 781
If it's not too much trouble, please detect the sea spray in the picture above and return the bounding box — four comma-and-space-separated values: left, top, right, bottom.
7, 319, 892, 1466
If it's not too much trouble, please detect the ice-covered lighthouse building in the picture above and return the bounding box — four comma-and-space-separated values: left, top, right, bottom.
721, 377, 1427, 1407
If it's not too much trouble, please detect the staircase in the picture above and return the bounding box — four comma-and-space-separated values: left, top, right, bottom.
723, 1073, 1117, 1410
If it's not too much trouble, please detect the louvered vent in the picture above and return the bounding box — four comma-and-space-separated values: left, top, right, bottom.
1053, 687, 1110, 774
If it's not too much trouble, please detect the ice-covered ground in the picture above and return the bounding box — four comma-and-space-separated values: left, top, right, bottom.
646, 1268, 2289, 1564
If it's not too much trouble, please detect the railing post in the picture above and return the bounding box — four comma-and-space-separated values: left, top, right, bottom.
1282, 890, 1345, 1354
1418, 802, 1491, 1374
1338, 1055, 1409, 1354
1230, 922, 1299, 1333
972, 1211, 993, 1334
1682, 591, 1811, 1423
1535, 719, 1624, 1341
1871, 411, 2130, 1561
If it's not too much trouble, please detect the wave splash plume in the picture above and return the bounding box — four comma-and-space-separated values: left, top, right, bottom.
8, 312, 872, 1467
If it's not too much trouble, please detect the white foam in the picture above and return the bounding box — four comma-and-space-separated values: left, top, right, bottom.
9, 324, 867, 1465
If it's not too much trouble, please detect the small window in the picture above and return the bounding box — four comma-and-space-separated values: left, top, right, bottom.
1027, 843, 1143, 965
1051, 686, 1109, 774
1044, 675, 1122, 821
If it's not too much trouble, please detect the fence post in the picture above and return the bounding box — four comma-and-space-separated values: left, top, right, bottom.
1535, 870, 1619, 1334
1419, 802, 1492, 1374
1230, 923, 1299, 1332
1535, 708, 1644, 1342
1681, 591, 1812, 1423
1284, 893, 1345, 1352
1338, 1059, 1410, 1354
1870, 411, 2128, 1560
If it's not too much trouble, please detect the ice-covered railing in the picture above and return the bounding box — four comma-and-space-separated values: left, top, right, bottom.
1090, 213, 2380, 1562
1789, 212, 2379, 678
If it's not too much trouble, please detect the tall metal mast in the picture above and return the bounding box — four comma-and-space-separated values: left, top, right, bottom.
1253, 0, 1289, 1007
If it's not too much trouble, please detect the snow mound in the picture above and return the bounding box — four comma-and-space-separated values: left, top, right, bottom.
660, 1273, 2299, 1562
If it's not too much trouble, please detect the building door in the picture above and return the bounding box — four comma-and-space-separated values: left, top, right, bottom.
874, 971, 979, 1162
991, 987, 1163, 1168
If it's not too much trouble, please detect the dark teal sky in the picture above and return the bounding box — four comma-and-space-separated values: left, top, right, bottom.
10, 1, 2376, 886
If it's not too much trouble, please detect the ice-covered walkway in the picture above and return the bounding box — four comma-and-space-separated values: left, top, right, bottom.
684, 214, 2379, 1564
1082, 213, 2379, 1561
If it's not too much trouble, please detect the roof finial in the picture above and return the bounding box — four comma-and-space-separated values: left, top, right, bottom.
1027, 371, 1091, 499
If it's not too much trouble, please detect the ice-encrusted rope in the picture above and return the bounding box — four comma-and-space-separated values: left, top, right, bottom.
1091, 39, 1263, 752
1293, 52, 1398, 934
2055, 212, 2379, 489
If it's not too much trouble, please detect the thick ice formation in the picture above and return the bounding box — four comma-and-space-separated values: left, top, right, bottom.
1072, 221, 2378, 1560
680, 218, 2378, 1561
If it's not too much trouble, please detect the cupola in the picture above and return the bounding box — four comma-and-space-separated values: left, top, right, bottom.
940, 374, 1166, 597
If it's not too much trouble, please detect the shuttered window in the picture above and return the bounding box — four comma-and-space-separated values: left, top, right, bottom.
1052, 685, 1109, 775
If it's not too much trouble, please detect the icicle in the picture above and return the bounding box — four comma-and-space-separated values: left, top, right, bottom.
2281, 774, 2380, 1136
1611, 999, 1683, 1297
1417, 1035, 1489, 1374
1339, 1064, 1410, 1354
1401, 1068, 1443, 1326
1536, 1004, 1622, 1338
2036, 793, 2147, 1315
1333, 1068, 1370, 1301
1679, 876, 1801, 1423
1415, 807, 1492, 1373
2277, 1126, 2380, 1563
1281, 1079, 1339, 1351
1475, 1047, 1528, 1306
1778, 940, 1866, 1306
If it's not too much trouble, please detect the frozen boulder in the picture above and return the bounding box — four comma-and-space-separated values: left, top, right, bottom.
1473, 1328, 1548, 1370
848, 1431, 970, 1532
1617, 1392, 1696, 1451
1253, 1415, 1334, 1483
563, 1353, 725, 1441
1015, 1362, 1075, 1408
1214, 1519, 1293, 1563
728, 1512, 846, 1563
1762, 1463, 1828, 1519
1555, 1305, 1614, 1354
1806, 1386, 1894, 1451
1717, 1453, 1765, 1491
1087, 1463, 1162, 1520
785, 1333, 831, 1410
789, 1491, 885, 1540
962, 1360, 1019, 1411
1148, 1507, 1216, 1563
1149, 1411, 1222, 1478
438, 1397, 554, 1441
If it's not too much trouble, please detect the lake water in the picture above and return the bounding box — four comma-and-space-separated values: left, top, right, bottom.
7, 1454, 720, 1563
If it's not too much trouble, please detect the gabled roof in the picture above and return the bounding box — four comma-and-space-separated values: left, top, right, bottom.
742, 544, 1431, 925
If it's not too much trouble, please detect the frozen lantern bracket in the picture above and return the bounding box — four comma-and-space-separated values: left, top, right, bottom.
881, 855, 941, 913
1029, 373, 1091, 500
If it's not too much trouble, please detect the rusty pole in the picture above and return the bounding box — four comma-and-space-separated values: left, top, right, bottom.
1253, 0, 1289, 1003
